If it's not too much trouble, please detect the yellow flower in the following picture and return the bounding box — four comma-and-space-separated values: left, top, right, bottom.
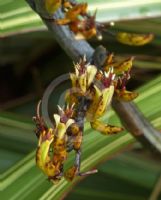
70, 60, 97, 94
53, 110, 75, 139
36, 128, 56, 177
86, 84, 114, 121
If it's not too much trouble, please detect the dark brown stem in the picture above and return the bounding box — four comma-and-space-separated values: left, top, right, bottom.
26, 0, 161, 157
112, 100, 161, 156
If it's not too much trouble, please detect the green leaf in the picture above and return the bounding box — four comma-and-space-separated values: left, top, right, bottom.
66, 152, 161, 200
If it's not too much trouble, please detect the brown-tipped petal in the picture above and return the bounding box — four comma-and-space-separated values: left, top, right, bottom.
91, 120, 124, 135
93, 86, 114, 119
36, 129, 55, 176
64, 166, 78, 181
45, 161, 57, 177
113, 57, 133, 74
66, 3, 88, 21
115, 89, 139, 101
63, 1, 73, 10
70, 123, 80, 136
95, 71, 103, 81
45, 0, 62, 14
116, 32, 154, 46
105, 53, 114, 65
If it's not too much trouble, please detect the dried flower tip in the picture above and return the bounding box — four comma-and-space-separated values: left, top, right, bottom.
57, 105, 65, 115
78, 169, 98, 176
36, 100, 42, 119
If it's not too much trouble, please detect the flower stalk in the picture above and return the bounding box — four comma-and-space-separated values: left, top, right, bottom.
26, 0, 161, 184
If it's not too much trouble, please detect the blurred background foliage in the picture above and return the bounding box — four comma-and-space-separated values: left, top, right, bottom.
0, 0, 161, 199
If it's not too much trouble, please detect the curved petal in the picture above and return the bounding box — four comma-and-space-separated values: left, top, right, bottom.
57, 122, 67, 139
93, 85, 102, 100
103, 86, 114, 107
53, 114, 60, 129
94, 85, 114, 119
79, 74, 87, 93
70, 73, 77, 87
87, 65, 97, 87
66, 118, 75, 129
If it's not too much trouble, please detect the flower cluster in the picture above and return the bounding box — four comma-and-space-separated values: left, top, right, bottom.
44, 0, 154, 43
33, 53, 138, 183
55, 2, 101, 40
34, 103, 81, 183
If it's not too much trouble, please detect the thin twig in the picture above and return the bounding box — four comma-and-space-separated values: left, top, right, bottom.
26, 0, 161, 157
